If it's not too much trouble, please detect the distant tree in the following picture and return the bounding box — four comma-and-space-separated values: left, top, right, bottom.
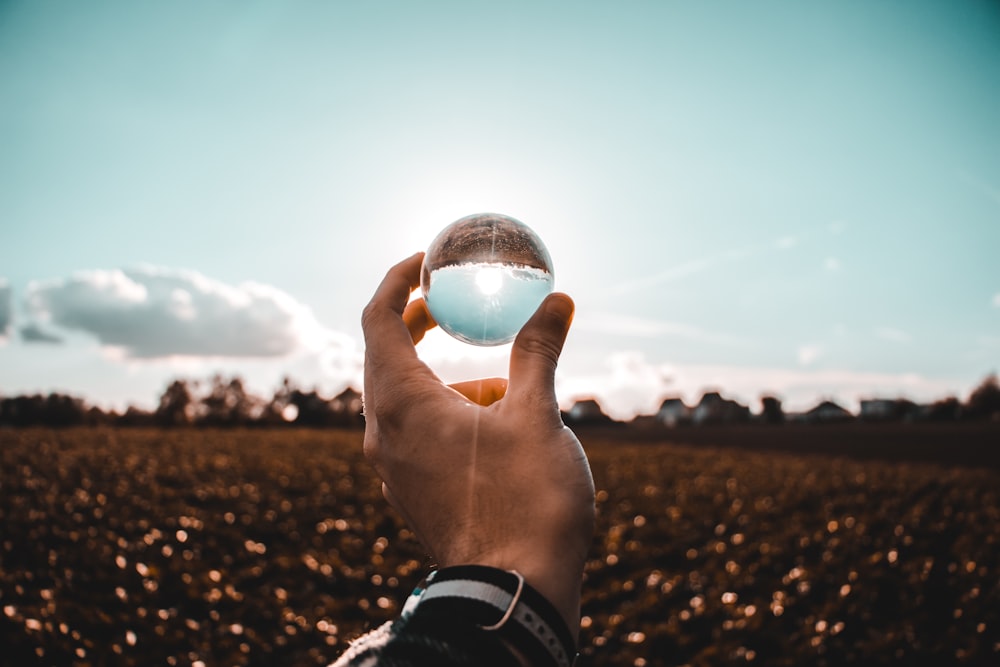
966, 373, 1000, 421
44, 393, 87, 427
261, 377, 299, 425
926, 396, 962, 422
117, 405, 154, 427
760, 395, 785, 424
288, 387, 335, 427
0, 392, 86, 427
156, 379, 195, 427
201, 375, 264, 427
85, 405, 114, 427
1, 394, 44, 426
330, 388, 364, 428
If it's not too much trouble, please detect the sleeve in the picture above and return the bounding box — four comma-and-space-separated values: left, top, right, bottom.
330, 565, 577, 667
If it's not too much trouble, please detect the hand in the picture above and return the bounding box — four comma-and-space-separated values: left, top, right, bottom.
361, 252, 595, 634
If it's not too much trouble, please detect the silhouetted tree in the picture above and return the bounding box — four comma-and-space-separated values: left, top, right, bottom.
926, 396, 962, 422
156, 379, 195, 427
260, 377, 298, 425
0, 393, 86, 427
966, 374, 1000, 421
201, 375, 264, 427
760, 395, 785, 424
117, 405, 154, 427
85, 405, 114, 427
44, 393, 86, 427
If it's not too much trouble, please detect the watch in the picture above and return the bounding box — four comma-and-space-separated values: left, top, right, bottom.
402, 565, 577, 667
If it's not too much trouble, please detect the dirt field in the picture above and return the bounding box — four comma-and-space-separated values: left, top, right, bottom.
2, 427, 998, 666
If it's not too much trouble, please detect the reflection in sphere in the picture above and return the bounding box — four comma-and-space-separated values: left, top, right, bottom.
421, 213, 554, 346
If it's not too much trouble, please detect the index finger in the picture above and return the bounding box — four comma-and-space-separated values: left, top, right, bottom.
361, 253, 432, 378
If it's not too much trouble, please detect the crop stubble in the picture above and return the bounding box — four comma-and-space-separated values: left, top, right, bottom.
1, 428, 997, 666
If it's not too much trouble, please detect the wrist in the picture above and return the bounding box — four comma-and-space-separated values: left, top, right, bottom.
443, 542, 586, 637
405, 565, 578, 667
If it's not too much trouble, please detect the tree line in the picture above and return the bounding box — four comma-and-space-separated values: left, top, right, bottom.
1, 373, 998, 429
0, 376, 363, 429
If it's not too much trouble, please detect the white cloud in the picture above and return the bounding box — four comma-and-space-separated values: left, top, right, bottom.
19, 323, 63, 344
599, 257, 714, 296
824, 257, 841, 271
575, 312, 748, 347
797, 343, 824, 366
557, 351, 674, 421
25, 267, 332, 359
557, 354, 965, 420
413, 327, 512, 383
993, 293, 1000, 308
666, 364, 962, 414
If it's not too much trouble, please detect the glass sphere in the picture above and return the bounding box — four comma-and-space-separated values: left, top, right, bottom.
421, 213, 555, 346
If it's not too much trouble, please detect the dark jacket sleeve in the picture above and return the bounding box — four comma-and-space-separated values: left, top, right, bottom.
330, 603, 523, 667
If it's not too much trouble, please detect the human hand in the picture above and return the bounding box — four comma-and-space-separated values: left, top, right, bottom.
361, 252, 595, 634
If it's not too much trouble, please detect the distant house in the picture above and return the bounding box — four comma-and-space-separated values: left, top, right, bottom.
859, 399, 896, 421
564, 398, 615, 426
331, 387, 363, 419
692, 392, 750, 425
860, 398, 924, 422
656, 397, 690, 427
803, 400, 853, 423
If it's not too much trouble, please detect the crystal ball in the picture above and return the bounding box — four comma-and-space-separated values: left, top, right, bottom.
421, 213, 555, 346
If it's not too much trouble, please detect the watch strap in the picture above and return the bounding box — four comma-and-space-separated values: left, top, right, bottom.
404, 565, 576, 667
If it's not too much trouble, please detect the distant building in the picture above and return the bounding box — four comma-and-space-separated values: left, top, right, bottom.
859, 399, 896, 421
860, 398, 925, 422
692, 392, 750, 425
803, 400, 853, 423
656, 397, 690, 427
564, 398, 615, 426
331, 387, 363, 418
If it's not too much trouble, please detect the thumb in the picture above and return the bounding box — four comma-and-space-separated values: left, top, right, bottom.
507, 292, 574, 404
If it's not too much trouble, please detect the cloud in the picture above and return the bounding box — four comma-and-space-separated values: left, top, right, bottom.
558, 354, 965, 420
25, 267, 332, 359
824, 257, 841, 271
601, 227, 841, 298
797, 343, 824, 366
557, 352, 674, 421
575, 312, 748, 347
993, 293, 1000, 308
668, 364, 963, 414
412, 327, 512, 383
599, 257, 714, 296
0, 280, 10, 340
19, 323, 63, 344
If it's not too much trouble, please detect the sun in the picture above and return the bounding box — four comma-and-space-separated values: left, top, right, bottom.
474, 266, 503, 295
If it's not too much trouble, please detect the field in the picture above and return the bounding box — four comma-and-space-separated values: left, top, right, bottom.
2, 428, 998, 666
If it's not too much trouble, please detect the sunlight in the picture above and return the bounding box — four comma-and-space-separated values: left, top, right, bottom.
474, 266, 503, 295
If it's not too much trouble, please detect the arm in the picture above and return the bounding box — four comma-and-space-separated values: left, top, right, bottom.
335, 252, 595, 666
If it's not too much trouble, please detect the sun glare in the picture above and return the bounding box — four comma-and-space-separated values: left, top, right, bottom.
475, 266, 503, 295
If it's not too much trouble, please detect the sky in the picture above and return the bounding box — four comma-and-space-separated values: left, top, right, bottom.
1, 1, 998, 420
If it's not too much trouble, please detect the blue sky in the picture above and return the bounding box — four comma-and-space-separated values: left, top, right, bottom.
1, 1, 998, 418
